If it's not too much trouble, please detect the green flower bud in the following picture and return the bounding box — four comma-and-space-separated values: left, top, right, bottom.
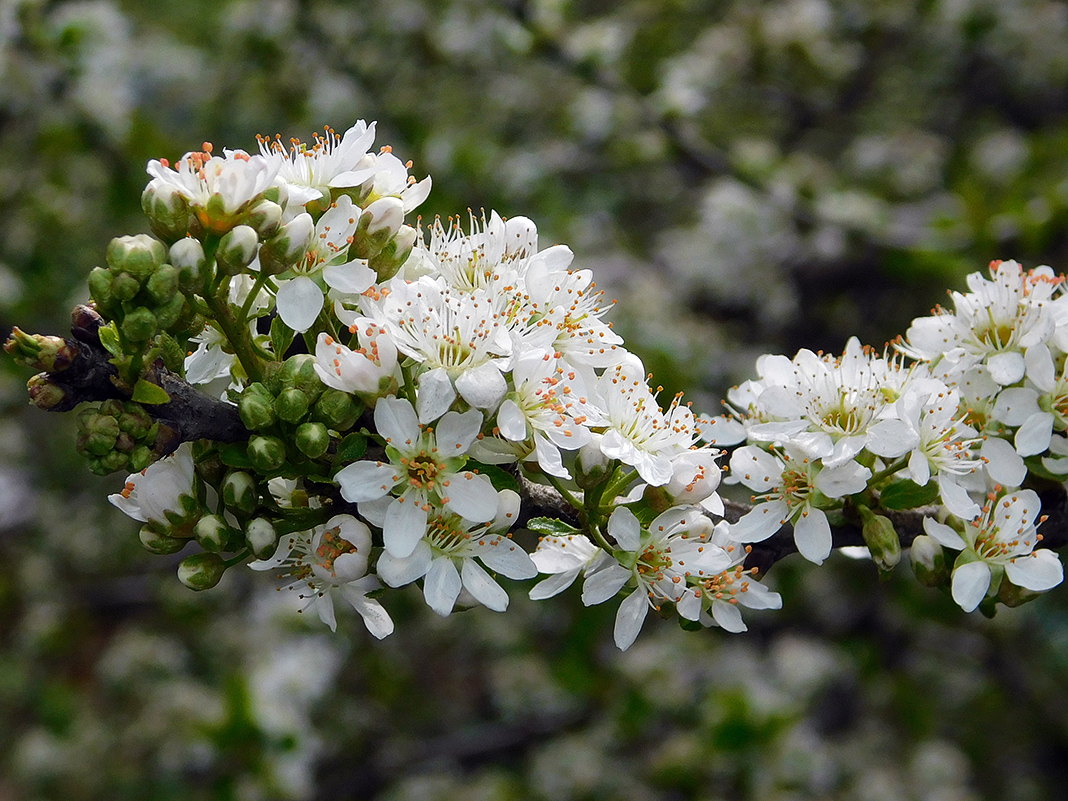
98, 398, 124, 418
145, 264, 179, 305
142, 183, 191, 242
245, 517, 278, 559
139, 525, 188, 555
111, 271, 141, 302
129, 445, 153, 472
216, 224, 260, 275
154, 294, 186, 331
121, 307, 158, 343
194, 514, 231, 553
177, 552, 226, 591
194, 450, 227, 486
860, 507, 901, 573
248, 435, 287, 473
238, 390, 276, 431
107, 234, 167, 281
258, 213, 314, 275
275, 387, 310, 423
170, 238, 207, 292
79, 411, 120, 456
295, 421, 330, 458
89, 450, 130, 476
279, 354, 324, 403
909, 534, 948, 587
117, 403, 154, 439
221, 470, 258, 514
4, 328, 77, 372
368, 224, 418, 282
245, 198, 283, 239
27, 373, 72, 411
312, 388, 358, 431
350, 197, 404, 259
87, 267, 115, 310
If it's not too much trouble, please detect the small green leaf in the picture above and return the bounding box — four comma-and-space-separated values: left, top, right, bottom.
335, 432, 367, 464
526, 517, 579, 537
98, 322, 123, 358
131, 379, 170, 405
467, 461, 520, 494
219, 442, 254, 469
879, 478, 939, 510
270, 315, 295, 359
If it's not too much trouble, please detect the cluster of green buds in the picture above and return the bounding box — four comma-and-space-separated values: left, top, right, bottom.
76, 399, 160, 475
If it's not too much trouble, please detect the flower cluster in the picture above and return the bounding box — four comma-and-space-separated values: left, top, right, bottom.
12, 120, 1064, 651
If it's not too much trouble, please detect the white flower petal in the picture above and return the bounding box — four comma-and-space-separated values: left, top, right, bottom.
424, 557, 462, 616
382, 496, 429, 558
608, 507, 641, 552
582, 564, 630, 606
794, 509, 832, 565
711, 599, 747, 633
461, 558, 509, 611
335, 461, 399, 503
613, 589, 648, 650
987, 351, 1025, 386
276, 275, 324, 333
1006, 550, 1063, 592
922, 517, 967, 550
529, 569, 581, 600
416, 368, 457, 423
456, 362, 508, 410
478, 537, 537, 579
1015, 412, 1054, 457
441, 472, 499, 523
951, 560, 992, 612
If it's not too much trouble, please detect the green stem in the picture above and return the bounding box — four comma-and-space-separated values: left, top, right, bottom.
545, 472, 584, 514
223, 549, 251, 568
204, 291, 265, 383
239, 271, 269, 323
868, 457, 908, 487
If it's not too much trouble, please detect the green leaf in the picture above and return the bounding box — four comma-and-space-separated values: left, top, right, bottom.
97, 322, 123, 358
878, 478, 939, 510
131, 379, 170, 405
219, 442, 254, 469
467, 461, 520, 494
270, 315, 295, 359
526, 517, 580, 537
335, 432, 367, 464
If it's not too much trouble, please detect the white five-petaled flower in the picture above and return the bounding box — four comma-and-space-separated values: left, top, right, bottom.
313, 315, 398, 398
581, 506, 733, 650
334, 397, 499, 559
728, 444, 872, 564
258, 121, 379, 207
374, 490, 535, 616
248, 514, 393, 637
108, 443, 196, 524
923, 488, 1063, 612
690, 524, 782, 633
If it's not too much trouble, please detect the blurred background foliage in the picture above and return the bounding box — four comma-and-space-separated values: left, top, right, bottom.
2, 0, 1068, 798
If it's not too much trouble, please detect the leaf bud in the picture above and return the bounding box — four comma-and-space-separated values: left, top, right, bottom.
120, 307, 158, 343
170, 237, 207, 292
247, 435, 287, 473
221, 470, 258, 514
859, 507, 901, 573
312, 388, 359, 431
139, 525, 188, 555
909, 534, 948, 587
216, 224, 260, 275
27, 373, 72, 411
106, 234, 167, 281
177, 552, 226, 591
89, 450, 130, 476
295, 421, 330, 458
245, 198, 283, 239
145, 264, 179, 305
258, 213, 314, 275
194, 514, 231, 553
4, 328, 77, 372
238, 387, 277, 431
71, 304, 105, 344
245, 517, 278, 559
275, 387, 310, 423
141, 182, 191, 242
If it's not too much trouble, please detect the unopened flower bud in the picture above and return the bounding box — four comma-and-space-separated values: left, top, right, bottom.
4, 328, 77, 372
860, 507, 901, 572
248, 435, 287, 473
909, 534, 948, 587
221, 470, 258, 514
313, 388, 359, 431
87, 267, 115, 310
295, 421, 330, 458
170, 238, 207, 292
154, 294, 187, 331
245, 199, 283, 239
78, 409, 120, 456
238, 387, 277, 431
111, 271, 141, 302
216, 224, 260, 275
275, 387, 310, 423
194, 514, 231, 553
258, 213, 314, 275
27, 373, 71, 411
576, 433, 610, 489
998, 577, 1041, 608
129, 445, 153, 472
121, 307, 158, 343
142, 182, 191, 242
139, 525, 188, 555
117, 402, 154, 440
245, 517, 278, 559
351, 197, 405, 259
177, 552, 226, 591
279, 353, 324, 402
368, 224, 418, 282
145, 264, 179, 305
107, 234, 167, 281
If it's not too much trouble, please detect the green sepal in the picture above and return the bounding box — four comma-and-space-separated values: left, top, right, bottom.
678, 616, 703, 632
526, 517, 580, 537
218, 442, 255, 469
132, 379, 171, 405
466, 461, 519, 495
270, 315, 295, 360
335, 432, 368, 463
878, 479, 939, 510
